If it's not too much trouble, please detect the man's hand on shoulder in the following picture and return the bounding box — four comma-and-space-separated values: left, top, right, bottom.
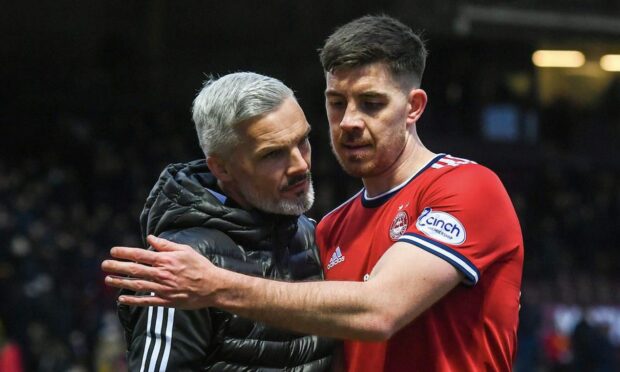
102, 235, 223, 309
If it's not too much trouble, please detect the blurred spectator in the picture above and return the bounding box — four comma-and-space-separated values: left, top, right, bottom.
572, 316, 598, 370
515, 300, 542, 372
542, 323, 572, 371
0, 319, 23, 372
572, 316, 616, 372
93, 311, 126, 372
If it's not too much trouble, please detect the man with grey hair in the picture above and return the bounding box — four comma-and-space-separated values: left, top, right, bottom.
117, 72, 335, 371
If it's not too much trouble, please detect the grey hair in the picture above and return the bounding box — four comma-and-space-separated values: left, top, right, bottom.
192, 72, 295, 157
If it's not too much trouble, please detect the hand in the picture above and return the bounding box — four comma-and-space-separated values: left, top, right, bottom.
101, 235, 220, 309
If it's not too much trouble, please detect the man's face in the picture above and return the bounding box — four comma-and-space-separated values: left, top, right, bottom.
325, 62, 413, 178
222, 97, 314, 215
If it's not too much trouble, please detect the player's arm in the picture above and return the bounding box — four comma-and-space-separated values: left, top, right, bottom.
103, 235, 462, 340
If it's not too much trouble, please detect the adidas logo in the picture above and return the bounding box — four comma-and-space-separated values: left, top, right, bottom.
327, 246, 345, 270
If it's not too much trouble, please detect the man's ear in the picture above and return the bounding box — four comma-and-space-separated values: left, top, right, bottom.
406, 88, 428, 128
207, 156, 233, 182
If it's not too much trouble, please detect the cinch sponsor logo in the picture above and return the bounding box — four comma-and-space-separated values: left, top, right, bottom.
415, 207, 466, 245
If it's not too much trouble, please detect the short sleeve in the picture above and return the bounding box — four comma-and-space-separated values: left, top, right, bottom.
398, 164, 522, 286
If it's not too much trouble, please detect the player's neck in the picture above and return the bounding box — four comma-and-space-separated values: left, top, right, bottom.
363, 137, 436, 197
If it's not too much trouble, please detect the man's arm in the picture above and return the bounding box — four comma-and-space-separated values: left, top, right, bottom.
103, 235, 462, 341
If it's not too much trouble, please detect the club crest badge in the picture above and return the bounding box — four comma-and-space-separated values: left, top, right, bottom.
389, 210, 409, 240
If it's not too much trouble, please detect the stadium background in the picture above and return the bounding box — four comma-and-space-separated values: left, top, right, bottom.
1, 0, 619, 370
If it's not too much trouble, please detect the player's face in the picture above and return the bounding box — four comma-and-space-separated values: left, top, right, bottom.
324, 62, 414, 178
223, 97, 314, 215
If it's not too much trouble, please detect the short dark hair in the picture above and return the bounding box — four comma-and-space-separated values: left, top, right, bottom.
319, 15, 427, 87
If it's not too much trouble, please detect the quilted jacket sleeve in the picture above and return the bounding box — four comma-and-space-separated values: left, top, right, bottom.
119, 227, 236, 371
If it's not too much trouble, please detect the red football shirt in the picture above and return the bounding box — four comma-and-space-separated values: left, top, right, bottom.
316, 154, 523, 372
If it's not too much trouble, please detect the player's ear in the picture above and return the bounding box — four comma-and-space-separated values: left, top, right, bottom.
406, 88, 427, 127
207, 155, 233, 182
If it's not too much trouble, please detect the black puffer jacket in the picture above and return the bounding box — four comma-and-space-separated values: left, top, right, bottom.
118, 160, 335, 371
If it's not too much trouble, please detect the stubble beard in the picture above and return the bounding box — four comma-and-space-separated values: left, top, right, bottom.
330, 131, 407, 179
242, 177, 315, 216
330, 140, 373, 178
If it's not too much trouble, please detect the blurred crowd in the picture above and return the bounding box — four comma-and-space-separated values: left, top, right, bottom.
0, 110, 198, 371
